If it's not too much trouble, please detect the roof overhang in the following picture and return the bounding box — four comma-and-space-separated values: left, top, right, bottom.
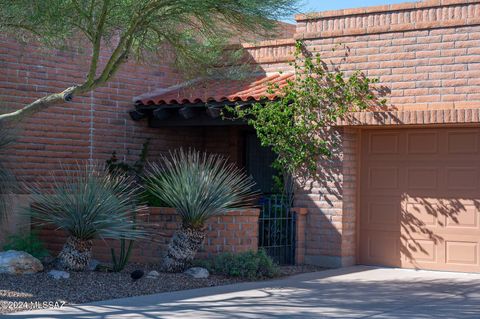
130, 73, 293, 127
130, 100, 256, 127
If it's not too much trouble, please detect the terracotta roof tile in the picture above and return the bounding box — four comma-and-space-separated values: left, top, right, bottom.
135, 73, 294, 106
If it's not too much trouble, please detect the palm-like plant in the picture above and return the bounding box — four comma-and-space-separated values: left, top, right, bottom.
28, 164, 147, 271
144, 149, 258, 272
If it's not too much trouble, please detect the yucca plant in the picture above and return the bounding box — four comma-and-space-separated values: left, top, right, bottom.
144, 149, 258, 272
0, 126, 16, 223
28, 164, 147, 271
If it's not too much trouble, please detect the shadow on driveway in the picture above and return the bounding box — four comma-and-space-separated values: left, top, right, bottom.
9, 266, 480, 318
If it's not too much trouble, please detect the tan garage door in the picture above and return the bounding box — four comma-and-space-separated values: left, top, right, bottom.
360, 128, 480, 272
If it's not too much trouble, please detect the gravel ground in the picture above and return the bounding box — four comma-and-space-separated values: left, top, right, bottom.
0, 263, 324, 314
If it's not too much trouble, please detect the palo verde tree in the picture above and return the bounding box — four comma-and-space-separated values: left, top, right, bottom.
0, 0, 298, 222
229, 41, 386, 188
0, 0, 299, 124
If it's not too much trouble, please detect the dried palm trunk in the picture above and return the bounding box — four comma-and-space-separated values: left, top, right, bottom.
162, 227, 205, 272
58, 236, 93, 271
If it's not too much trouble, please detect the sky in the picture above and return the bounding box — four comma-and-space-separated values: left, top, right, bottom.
287, 0, 417, 20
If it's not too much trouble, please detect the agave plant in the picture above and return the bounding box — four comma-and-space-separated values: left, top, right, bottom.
28, 163, 147, 271
144, 149, 258, 272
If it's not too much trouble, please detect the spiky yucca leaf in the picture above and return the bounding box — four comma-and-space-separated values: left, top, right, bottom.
0, 127, 16, 222
144, 149, 258, 230
28, 163, 147, 241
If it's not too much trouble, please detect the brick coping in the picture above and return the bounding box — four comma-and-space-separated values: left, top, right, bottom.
295, 0, 480, 39
295, 0, 480, 21
336, 108, 480, 126
148, 207, 260, 217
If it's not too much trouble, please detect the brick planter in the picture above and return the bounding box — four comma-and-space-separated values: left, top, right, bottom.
35, 207, 260, 263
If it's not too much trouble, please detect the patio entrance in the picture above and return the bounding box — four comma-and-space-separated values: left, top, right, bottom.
245, 133, 296, 265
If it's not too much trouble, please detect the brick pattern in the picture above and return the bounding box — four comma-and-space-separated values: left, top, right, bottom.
0, 36, 205, 190
338, 107, 480, 126
242, 39, 295, 64
0, 37, 293, 191
296, 0, 480, 39
35, 207, 260, 263
301, 25, 480, 112
292, 207, 308, 264
294, 128, 343, 266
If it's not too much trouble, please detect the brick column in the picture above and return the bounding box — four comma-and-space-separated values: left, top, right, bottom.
292, 207, 308, 264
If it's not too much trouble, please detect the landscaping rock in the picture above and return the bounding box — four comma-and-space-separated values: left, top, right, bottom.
87, 259, 100, 271
146, 270, 160, 279
48, 270, 70, 280
0, 250, 44, 275
184, 267, 209, 279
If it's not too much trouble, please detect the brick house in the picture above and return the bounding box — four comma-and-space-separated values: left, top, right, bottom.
2, 0, 480, 272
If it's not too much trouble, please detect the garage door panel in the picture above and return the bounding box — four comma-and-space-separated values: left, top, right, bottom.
446, 167, 479, 191
368, 167, 399, 190
361, 232, 401, 266
362, 199, 401, 231
447, 130, 479, 154
445, 203, 479, 229
369, 132, 399, 155
361, 128, 480, 273
403, 202, 439, 228
402, 239, 438, 263
446, 241, 478, 266
407, 131, 438, 154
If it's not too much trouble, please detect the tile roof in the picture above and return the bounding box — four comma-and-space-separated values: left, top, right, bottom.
134, 73, 294, 106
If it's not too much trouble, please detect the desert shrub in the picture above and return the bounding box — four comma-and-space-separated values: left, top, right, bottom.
28, 163, 148, 271
196, 249, 279, 279
144, 149, 257, 272
2, 230, 50, 259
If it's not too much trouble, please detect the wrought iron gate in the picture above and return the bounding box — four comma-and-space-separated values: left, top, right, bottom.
258, 194, 296, 265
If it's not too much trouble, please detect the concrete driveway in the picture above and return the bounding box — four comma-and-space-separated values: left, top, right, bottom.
9, 266, 480, 318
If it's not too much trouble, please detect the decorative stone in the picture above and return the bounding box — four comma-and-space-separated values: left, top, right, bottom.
184, 267, 209, 279
146, 270, 160, 279
48, 269, 70, 280
87, 259, 100, 271
0, 250, 44, 275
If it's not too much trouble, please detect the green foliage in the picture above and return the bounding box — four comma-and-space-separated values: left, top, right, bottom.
28, 163, 148, 241
0, 1, 299, 123
110, 238, 134, 272
106, 139, 150, 177
105, 140, 170, 207
195, 249, 279, 279
2, 231, 50, 259
144, 149, 258, 230
141, 182, 171, 207
0, 1, 299, 80
228, 41, 385, 182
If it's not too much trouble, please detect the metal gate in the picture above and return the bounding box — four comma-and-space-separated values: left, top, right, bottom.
258, 194, 296, 265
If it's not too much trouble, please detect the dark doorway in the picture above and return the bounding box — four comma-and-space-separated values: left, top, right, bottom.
245, 132, 277, 195
244, 132, 296, 265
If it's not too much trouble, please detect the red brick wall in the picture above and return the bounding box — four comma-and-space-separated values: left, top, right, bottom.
35, 207, 260, 263
0, 37, 210, 190
296, 1, 480, 114
0, 37, 294, 190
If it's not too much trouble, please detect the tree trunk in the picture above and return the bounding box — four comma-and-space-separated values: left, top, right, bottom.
57, 236, 93, 271
162, 227, 205, 273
